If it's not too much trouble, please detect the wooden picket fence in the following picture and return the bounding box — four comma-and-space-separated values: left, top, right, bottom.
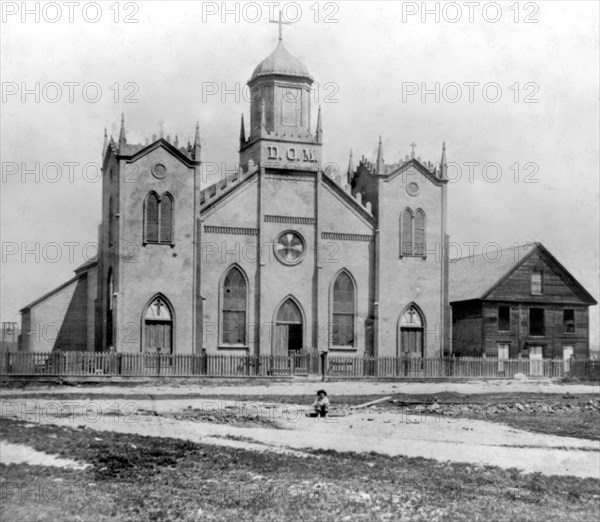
0, 351, 598, 380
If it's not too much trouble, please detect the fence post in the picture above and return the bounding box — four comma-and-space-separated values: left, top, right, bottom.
320, 350, 328, 381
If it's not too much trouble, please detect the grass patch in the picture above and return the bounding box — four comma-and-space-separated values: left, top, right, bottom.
1, 418, 599, 521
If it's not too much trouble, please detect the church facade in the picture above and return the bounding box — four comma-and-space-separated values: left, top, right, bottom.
20, 36, 451, 358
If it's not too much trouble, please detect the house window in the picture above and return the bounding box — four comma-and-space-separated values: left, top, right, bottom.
400, 208, 426, 257
529, 308, 545, 336
498, 306, 510, 331
563, 309, 575, 333
144, 192, 174, 244
332, 271, 355, 346
221, 267, 247, 345
531, 270, 543, 295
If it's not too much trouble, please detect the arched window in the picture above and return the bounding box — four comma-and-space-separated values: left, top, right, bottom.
398, 305, 424, 358
144, 192, 174, 245
145, 193, 159, 243
332, 271, 355, 346
221, 267, 247, 345
414, 209, 425, 255
144, 295, 173, 353
160, 193, 173, 244
400, 208, 426, 257
401, 208, 413, 255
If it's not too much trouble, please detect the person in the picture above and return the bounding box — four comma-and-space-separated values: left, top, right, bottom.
307, 389, 329, 417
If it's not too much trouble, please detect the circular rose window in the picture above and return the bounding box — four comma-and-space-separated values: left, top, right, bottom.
406, 182, 419, 196
152, 163, 167, 179
274, 231, 305, 265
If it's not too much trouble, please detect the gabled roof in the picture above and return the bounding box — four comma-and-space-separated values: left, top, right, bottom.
122, 138, 200, 167
321, 173, 376, 225
199, 168, 376, 226
384, 158, 447, 186
450, 242, 597, 305
74, 256, 98, 275
21, 257, 98, 312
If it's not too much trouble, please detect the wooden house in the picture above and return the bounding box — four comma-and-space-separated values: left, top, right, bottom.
450, 243, 596, 359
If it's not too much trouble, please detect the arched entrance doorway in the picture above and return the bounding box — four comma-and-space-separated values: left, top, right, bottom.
397, 305, 425, 358
143, 295, 173, 354
273, 298, 303, 355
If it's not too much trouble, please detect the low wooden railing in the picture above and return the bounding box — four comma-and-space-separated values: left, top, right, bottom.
0, 351, 598, 380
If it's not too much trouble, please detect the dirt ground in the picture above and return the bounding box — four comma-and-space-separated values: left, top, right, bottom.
1, 378, 599, 398
2, 379, 599, 480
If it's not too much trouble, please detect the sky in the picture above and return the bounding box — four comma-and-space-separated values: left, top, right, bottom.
1, 1, 599, 347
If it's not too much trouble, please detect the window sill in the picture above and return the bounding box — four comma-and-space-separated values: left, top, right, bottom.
218, 345, 249, 351
143, 242, 175, 247
400, 255, 427, 260
329, 346, 357, 352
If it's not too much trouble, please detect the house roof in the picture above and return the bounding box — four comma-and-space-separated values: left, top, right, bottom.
20, 257, 98, 312
449, 242, 597, 305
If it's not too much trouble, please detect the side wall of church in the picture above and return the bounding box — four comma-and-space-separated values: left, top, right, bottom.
115, 149, 196, 354
318, 183, 375, 355
377, 166, 446, 357
201, 182, 260, 354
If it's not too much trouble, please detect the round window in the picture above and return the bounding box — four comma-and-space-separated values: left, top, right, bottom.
152, 163, 167, 179
406, 182, 419, 196
274, 231, 305, 266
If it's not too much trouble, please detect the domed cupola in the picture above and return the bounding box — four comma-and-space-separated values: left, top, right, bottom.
250, 40, 313, 84
239, 22, 323, 173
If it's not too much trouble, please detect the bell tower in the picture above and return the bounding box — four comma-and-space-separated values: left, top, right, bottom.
239, 19, 322, 172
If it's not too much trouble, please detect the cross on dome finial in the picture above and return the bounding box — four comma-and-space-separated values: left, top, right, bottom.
270, 10, 291, 41
410, 142, 417, 159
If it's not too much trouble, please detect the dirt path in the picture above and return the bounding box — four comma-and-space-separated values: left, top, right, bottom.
2, 398, 599, 479
0, 440, 90, 469
2, 379, 599, 397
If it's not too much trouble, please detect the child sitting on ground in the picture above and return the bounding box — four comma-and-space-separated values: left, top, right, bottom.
307, 389, 329, 417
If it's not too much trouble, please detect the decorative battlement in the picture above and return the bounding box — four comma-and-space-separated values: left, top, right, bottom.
104, 115, 202, 163
341, 180, 373, 215
199, 161, 260, 210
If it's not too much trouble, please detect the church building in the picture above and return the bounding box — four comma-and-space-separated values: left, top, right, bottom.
19, 32, 451, 358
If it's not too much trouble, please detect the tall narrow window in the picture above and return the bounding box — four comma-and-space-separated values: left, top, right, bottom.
222, 267, 247, 345
145, 193, 159, 243
414, 209, 425, 255
498, 306, 510, 331
332, 271, 355, 346
563, 309, 575, 333
144, 192, 174, 244
531, 270, 543, 295
529, 308, 545, 336
401, 208, 413, 256
160, 193, 173, 244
